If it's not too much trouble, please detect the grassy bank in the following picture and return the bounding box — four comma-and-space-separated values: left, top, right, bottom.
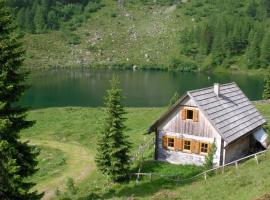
20, 103, 270, 199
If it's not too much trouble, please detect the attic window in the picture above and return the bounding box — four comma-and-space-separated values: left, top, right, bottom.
182, 108, 199, 122
186, 109, 194, 120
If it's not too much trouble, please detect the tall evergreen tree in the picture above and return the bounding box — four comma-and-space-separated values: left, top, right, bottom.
260, 31, 270, 68
169, 91, 180, 107
246, 0, 257, 18
16, 8, 26, 31
95, 77, 130, 182
263, 70, 270, 100
211, 16, 227, 65
0, 1, 41, 199
25, 7, 35, 33
47, 10, 58, 30
245, 31, 261, 68
34, 5, 47, 34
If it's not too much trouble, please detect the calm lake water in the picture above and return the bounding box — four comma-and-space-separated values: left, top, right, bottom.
20, 68, 264, 108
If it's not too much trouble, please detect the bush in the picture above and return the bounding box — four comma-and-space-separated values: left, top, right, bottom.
61, 29, 81, 45
169, 59, 198, 72
66, 177, 77, 195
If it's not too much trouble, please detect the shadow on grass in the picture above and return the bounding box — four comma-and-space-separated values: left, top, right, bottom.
99, 160, 204, 199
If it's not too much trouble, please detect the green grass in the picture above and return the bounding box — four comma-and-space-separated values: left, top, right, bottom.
30, 146, 67, 184
21, 104, 270, 199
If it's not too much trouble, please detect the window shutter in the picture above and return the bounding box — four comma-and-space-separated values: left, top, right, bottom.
191, 140, 200, 154
182, 109, 187, 120
208, 143, 212, 153
173, 136, 177, 151
175, 138, 183, 151
193, 110, 199, 122
162, 136, 168, 149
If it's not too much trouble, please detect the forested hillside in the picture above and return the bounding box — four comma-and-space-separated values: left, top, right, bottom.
9, 0, 103, 33
11, 0, 270, 71
179, 0, 270, 70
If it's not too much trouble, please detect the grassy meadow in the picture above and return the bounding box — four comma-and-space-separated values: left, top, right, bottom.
20, 103, 270, 199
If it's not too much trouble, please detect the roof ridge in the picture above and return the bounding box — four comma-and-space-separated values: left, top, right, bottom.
188, 82, 236, 94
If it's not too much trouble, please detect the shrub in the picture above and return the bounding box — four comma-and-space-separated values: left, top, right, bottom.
169, 59, 198, 72
66, 177, 77, 195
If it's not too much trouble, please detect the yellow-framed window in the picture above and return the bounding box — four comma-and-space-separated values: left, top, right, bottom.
183, 140, 191, 151
167, 137, 175, 149
200, 142, 209, 154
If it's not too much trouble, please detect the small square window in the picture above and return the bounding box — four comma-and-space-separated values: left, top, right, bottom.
201, 143, 209, 153
184, 140, 191, 151
168, 138, 174, 148
186, 109, 194, 120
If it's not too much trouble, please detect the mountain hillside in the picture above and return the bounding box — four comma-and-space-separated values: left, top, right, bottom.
13, 0, 270, 71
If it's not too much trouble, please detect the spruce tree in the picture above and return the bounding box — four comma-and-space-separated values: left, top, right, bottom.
16, 8, 26, 31
262, 70, 270, 100
260, 31, 270, 68
245, 31, 261, 68
47, 10, 58, 30
246, 0, 257, 18
34, 5, 47, 34
169, 91, 180, 107
25, 7, 35, 33
95, 77, 130, 182
0, 1, 41, 199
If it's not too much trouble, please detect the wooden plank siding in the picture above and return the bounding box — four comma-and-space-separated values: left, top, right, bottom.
158, 97, 215, 138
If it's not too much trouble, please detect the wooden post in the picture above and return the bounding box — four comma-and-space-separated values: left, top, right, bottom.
255, 154, 259, 165
136, 173, 140, 184
235, 161, 238, 169
204, 172, 207, 180
176, 176, 180, 186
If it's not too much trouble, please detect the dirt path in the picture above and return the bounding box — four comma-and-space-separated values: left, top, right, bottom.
29, 139, 95, 200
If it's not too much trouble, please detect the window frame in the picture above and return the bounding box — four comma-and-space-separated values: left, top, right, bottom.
167, 137, 175, 150
183, 139, 191, 152
186, 109, 194, 120
200, 142, 209, 154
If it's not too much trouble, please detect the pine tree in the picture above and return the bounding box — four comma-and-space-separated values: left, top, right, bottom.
246, 0, 257, 18
169, 91, 180, 107
34, 5, 47, 34
262, 71, 270, 100
47, 10, 58, 30
245, 31, 261, 68
0, 1, 42, 199
260, 31, 270, 68
95, 77, 130, 182
211, 16, 227, 65
16, 8, 26, 31
25, 7, 35, 33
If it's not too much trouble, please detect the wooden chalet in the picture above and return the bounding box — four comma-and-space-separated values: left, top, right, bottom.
148, 82, 268, 166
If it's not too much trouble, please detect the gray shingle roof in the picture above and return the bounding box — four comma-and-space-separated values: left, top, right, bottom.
188, 82, 266, 144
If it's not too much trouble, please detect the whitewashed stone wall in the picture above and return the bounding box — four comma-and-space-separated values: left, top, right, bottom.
157, 131, 221, 166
